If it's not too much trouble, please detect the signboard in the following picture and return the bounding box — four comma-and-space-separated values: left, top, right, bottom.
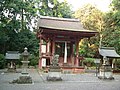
42, 58, 46, 67
41, 45, 46, 53
5, 51, 20, 60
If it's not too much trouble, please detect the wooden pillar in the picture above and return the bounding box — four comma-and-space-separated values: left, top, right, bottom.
39, 36, 42, 69
75, 39, 79, 67
70, 42, 74, 66
39, 58, 42, 69
46, 41, 50, 54
51, 40, 55, 56
64, 41, 67, 63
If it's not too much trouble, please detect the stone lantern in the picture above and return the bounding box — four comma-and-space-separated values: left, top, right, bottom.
21, 47, 30, 74
11, 47, 32, 84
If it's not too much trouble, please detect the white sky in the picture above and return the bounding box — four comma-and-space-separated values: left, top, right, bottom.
59, 0, 112, 12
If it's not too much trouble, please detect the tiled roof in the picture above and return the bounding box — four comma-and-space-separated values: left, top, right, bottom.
37, 16, 97, 33
5, 51, 20, 60
99, 47, 120, 58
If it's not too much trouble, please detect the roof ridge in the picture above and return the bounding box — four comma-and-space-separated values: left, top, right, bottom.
40, 16, 79, 22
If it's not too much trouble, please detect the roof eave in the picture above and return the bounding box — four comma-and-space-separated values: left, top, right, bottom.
38, 26, 98, 33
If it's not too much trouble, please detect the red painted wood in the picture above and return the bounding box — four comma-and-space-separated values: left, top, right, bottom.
38, 58, 42, 69
37, 27, 96, 69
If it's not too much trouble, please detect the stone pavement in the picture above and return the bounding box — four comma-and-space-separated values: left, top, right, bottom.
0, 69, 120, 90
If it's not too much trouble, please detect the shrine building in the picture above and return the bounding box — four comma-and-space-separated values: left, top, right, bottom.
37, 16, 97, 73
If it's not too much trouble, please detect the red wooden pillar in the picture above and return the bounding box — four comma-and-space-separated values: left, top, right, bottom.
39, 36, 42, 69
39, 58, 42, 69
70, 42, 74, 66
50, 40, 55, 65
51, 40, 55, 57
75, 39, 79, 67
46, 41, 50, 54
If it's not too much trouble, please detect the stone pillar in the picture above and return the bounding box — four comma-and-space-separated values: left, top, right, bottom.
64, 41, 67, 63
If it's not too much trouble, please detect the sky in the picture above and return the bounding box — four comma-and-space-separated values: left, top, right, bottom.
58, 0, 112, 12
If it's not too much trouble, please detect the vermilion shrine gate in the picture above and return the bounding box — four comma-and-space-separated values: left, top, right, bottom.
37, 16, 97, 73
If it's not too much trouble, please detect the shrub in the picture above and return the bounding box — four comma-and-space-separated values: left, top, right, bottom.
0, 54, 6, 69
29, 55, 39, 67
83, 58, 95, 67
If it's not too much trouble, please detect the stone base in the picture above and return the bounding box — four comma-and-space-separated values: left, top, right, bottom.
10, 74, 32, 84
98, 71, 114, 80
98, 76, 114, 80
98, 65, 114, 80
47, 72, 62, 81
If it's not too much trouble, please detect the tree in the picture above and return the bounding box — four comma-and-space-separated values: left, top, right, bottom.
16, 30, 39, 55
74, 4, 104, 32
37, 0, 73, 18
53, 1, 73, 18
0, 0, 73, 57
0, 54, 6, 69
102, 0, 120, 54
74, 4, 104, 57
0, 0, 39, 54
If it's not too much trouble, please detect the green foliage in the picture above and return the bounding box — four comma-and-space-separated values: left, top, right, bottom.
0, 54, 6, 69
0, 0, 39, 54
111, 0, 120, 11
38, 0, 73, 18
15, 30, 39, 55
74, 4, 104, 32
83, 58, 95, 66
74, 2, 120, 57
79, 39, 89, 57
102, 0, 120, 54
0, 0, 73, 55
56, 1, 73, 18
74, 4, 104, 57
79, 38, 98, 58
29, 55, 39, 67
0, 0, 73, 67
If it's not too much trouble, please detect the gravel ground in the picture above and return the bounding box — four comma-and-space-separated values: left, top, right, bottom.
0, 69, 120, 90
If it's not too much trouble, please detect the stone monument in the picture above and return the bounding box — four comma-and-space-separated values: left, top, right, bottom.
47, 54, 62, 81
98, 56, 114, 80
11, 47, 32, 84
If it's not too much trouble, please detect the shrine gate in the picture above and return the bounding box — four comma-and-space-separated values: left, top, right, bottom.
37, 16, 97, 73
